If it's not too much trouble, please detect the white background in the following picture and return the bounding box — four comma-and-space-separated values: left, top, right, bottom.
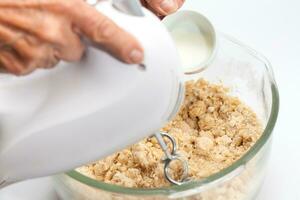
0, 0, 299, 199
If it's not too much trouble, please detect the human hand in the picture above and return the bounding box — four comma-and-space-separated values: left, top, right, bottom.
141, 0, 185, 16
0, 0, 144, 75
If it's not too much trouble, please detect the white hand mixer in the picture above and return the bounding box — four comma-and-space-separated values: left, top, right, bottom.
0, 0, 216, 188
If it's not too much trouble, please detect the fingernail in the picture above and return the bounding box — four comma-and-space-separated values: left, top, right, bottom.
160, 0, 177, 14
129, 49, 143, 63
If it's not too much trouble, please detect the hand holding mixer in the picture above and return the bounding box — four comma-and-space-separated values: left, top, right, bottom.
0, 0, 216, 188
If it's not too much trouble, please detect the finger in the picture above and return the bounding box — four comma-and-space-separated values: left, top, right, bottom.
0, 22, 22, 48
72, 2, 144, 64
15, 39, 60, 69
0, 9, 63, 47
52, 25, 85, 62
0, 24, 31, 74
0, 49, 33, 75
176, 0, 185, 11
0, 8, 85, 62
140, 0, 148, 7
13, 35, 51, 65
140, 0, 162, 17
145, 0, 179, 16
0, 8, 47, 39
0, 26, 43, 62
0, 23, 60, 69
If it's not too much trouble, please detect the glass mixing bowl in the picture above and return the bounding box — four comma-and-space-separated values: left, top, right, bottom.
53, 33, 279, 200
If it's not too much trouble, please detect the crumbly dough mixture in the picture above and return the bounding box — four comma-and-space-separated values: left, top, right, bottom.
78, 79, 262, 188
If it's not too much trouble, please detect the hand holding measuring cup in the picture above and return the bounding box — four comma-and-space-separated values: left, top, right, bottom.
0, 0, 184, 75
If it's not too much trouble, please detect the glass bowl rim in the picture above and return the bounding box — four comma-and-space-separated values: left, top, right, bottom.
65, 33, 280, 196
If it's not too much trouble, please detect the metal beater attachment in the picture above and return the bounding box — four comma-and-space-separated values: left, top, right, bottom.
154, 132, 190, 185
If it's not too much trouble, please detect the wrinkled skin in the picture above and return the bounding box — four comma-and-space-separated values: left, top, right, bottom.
0, 0, 184, 75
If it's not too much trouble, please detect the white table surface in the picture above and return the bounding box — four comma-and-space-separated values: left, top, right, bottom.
1, 0, 299, 199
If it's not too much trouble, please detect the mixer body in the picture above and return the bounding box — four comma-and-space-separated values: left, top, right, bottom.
0, 1, 183, 187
